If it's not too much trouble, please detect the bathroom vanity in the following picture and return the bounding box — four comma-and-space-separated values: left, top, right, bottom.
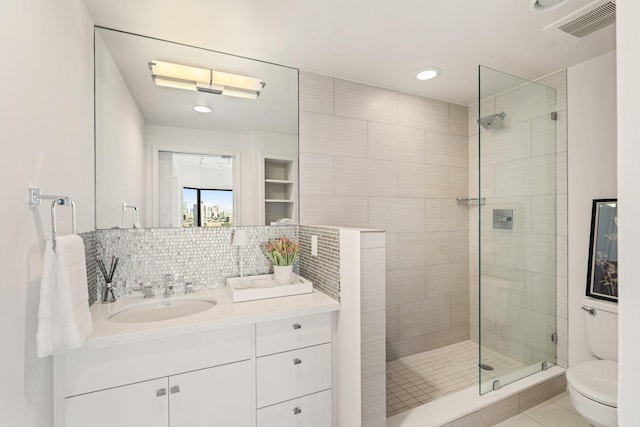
53, 288, 339, 427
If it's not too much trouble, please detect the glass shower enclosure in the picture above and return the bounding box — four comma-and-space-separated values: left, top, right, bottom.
476, 66, 558, 394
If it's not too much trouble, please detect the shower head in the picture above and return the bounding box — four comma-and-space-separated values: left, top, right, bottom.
478, 112, 507, 130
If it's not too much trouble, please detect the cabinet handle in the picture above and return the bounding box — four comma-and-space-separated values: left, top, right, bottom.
156, 388, 167, 397
293, 407, 302, 415
292, 323, 302, 330
170, 385, 181, 394
293, 358, 302, 365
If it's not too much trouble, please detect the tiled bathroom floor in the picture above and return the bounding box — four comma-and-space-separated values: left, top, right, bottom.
386, 340, 528, 416
494, 391, 591, 427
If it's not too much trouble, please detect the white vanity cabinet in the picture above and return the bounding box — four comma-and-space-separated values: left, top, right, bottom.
56, 296, 339, 427
168, 361, 252, 426
56, 325, 254, 427
255, 312, 333, 427
66, 377, 169, 427
65, 360, 252, 427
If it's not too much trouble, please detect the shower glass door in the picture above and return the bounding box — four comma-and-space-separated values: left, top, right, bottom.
477, 66, 557, 394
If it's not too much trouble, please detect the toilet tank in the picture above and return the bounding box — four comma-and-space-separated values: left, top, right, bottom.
582, 298, 618, 361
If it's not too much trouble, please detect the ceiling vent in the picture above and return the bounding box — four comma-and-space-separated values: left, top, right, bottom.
544, 0, 616, 38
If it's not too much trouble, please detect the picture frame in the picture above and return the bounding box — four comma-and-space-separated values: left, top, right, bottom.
586, 199, 618, 302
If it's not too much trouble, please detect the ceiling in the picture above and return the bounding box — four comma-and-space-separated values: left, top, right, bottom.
84, 0, 616, 106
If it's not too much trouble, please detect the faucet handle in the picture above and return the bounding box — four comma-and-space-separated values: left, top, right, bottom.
184, 282, 195, 294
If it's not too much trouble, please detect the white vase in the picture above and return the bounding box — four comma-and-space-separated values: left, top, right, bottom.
273, 265, 293, 285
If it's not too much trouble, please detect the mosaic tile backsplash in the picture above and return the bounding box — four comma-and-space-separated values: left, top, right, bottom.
91, 226, 297, 302
298, 226, 340, 301
80, 231, 98, 305
80, 225, 342, 306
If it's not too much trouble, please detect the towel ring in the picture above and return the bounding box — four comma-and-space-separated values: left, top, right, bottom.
29, 187, 77, 251
50, 199, 77, 251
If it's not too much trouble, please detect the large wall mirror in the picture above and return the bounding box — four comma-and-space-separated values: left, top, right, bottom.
94, 27, 299, 229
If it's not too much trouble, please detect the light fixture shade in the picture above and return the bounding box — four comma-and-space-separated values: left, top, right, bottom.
211, 70, 264, 92
154, 77, 197, 91
150, 61, 210, 82
149, 60, 265, 99
232, 229, 249, 247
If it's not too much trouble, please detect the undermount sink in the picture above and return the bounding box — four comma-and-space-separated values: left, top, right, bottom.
108, 297, 217, 323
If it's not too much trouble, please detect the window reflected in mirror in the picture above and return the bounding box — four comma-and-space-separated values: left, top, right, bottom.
158, 152, 235, 228
183, 188, 234, 227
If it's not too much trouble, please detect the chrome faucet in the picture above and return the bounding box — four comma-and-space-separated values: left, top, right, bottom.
143, 284, 154, 299
163, 274, 174, 297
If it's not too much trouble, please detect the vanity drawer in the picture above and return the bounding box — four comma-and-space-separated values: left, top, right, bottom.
257, 389, 331, 427
256, 312, 331, 356
256, 343, 331, 408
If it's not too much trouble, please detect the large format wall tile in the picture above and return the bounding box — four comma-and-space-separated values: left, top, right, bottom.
369, 197, 425, 233
334, 157, 398, 197
361, 247, 386, 313
299, 75, 470, 362
386, 266, 426, 307
299, 153, 334, 195
334, 79, 398, 124
299, 71, 334, 114
397, 231, 451, 268
398, 92, 450, 133
426, 132, 468, 167
480, 121, 532, 166
300, 194, 368, 227
398, 163, 450, 198
361, 310, 386, 378
368, 122, 424, 163
426, 198, 469, 232
299, 111, 367, 157
450, 104, 469, 137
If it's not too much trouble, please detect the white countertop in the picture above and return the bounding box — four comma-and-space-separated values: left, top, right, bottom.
86, 287, 340, 349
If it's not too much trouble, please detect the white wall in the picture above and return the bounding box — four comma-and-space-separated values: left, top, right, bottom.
616, 1, 640, 424
95, 32, 147, 229
0, 0, 94, 425
567, 50, 617, 365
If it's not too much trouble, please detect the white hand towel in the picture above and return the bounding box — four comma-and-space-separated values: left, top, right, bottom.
36, 234, 93, 358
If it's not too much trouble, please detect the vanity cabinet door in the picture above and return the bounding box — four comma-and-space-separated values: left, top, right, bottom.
169, 359, 253, 427
65, 377, 169, 427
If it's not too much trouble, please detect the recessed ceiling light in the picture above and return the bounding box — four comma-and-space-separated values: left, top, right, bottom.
416, 67, 441, 81
530, 0, 571, 13
193, 105, 212, 113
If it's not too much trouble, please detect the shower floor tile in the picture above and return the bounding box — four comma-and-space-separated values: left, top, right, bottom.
386, 340, 527, 417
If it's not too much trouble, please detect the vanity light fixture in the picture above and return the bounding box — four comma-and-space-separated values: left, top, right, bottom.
149, 60, 265, 99
193, 105, 212, 113
416, 67, 441, 81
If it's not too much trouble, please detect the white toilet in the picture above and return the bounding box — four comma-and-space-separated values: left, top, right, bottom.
566, 298, 618, 427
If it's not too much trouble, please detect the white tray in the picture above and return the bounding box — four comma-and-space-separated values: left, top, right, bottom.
225, 273, 313, 302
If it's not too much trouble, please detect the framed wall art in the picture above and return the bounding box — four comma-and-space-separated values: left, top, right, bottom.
586, 199, 618, 302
